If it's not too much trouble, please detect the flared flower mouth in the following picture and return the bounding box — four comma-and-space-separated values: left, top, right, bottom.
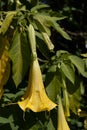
18, 58, 57, 112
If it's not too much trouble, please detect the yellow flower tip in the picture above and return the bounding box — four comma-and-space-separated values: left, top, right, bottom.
57, 96, 70, 130
18, 58, 57, 112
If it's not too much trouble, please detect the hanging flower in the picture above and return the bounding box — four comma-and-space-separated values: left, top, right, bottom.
18, 58, 57, 112
57, 96, 70, 130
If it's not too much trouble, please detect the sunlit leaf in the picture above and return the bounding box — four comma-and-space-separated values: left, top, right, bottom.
81, 53, 87, 58
56, 50, 69, 58
9, 29, 30, 87
35, 14, 67, 25
31, 3, 49, 12
34, 17, 54, 50
69, 55, 87, 77
34, 15, 50, 34
0, 11, 16, 35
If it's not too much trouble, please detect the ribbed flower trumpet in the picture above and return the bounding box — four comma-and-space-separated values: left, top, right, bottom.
57, 96, 70, 130
18, 58, 57, 112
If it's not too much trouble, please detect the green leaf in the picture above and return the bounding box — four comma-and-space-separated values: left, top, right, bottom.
9, 29, 30, 87
61, 62, 75, 84
46, 75, 62, 102
34, 13, 66, 34
10, 123, 19, 130
36, 35, 50, 59
56, 50, 69, 58
8, 115, 14, 123
84, 58, 87, 70
69, 55, 87, 77
29, 122, 42, 130
36, 14, 67, 24
69, 86, 82, 114
49, 21, 71, 40
31, 3, 49, 12
47, 119, 55, 130
34, 15, 51, 36
34, 14, 51, 36
66, 74, 82, 94
0, 117, 9, 124
34, 16, 54, 50
34, 15, 49, 33
0, 11, 16, 35
9, 29, 22, 87
0, 115, 13, 124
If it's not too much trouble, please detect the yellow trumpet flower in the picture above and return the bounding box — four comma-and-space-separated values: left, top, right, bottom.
57, 96, 70, 130
0, 84, 4, 99
18, 58, 57, 112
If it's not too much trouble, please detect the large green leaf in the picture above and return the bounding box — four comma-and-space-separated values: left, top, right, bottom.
20, 31, 31, 75
66, 74, 82, 94
0, 11, 16, 35
60, 62, 75, 84
9, 29, 30, 87
34, 15, 50, 35
46, 75, 62, 102
35, 14, 66, 25
69, 55, 87, 77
